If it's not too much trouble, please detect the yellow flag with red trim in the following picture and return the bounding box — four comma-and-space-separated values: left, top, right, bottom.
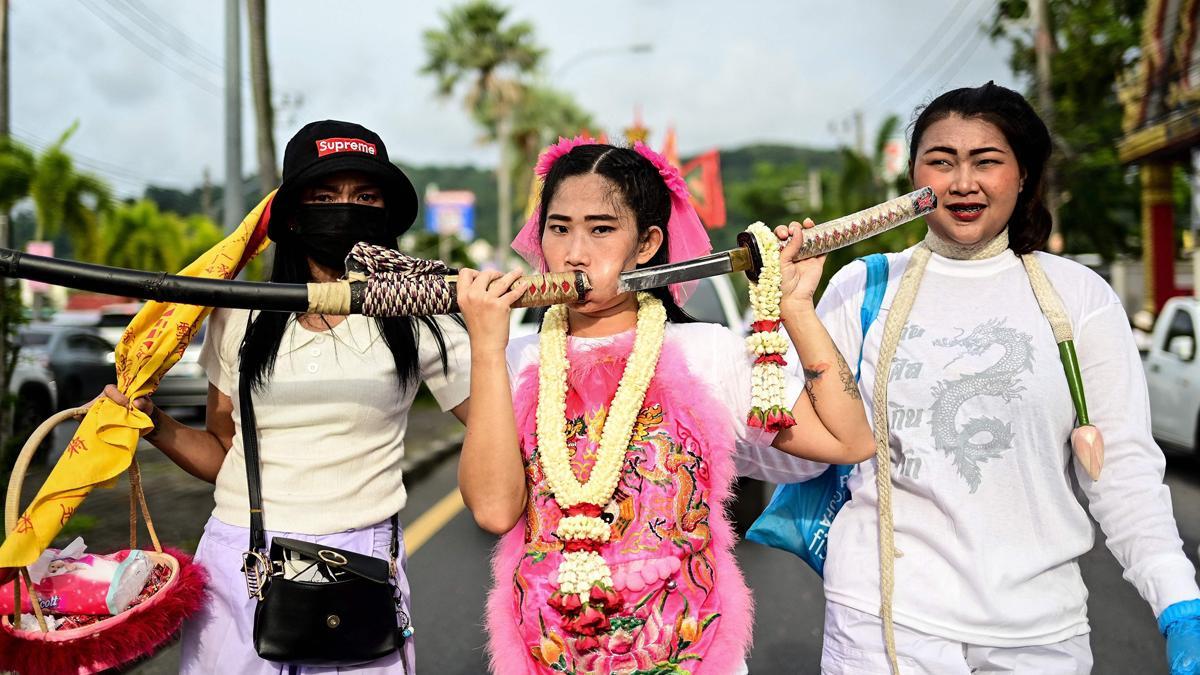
0, 193, 276, 567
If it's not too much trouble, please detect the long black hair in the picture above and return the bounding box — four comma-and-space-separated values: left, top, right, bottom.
537, 144, 694, 323
239, 234, 456, 393
908, 81, 1053, 254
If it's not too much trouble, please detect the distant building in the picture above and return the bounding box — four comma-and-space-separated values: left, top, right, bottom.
1116, 0, 1200, 312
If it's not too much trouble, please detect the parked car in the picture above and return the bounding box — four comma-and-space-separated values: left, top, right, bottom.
91, 302, 209, 417
95, 302, 145, 345
153, 324, 208, 418
10, 325, 116, 462
508, 275, 743, 339
10, 331, 58, 461
23, 324, 116, 408
1144, 297, 1200, 453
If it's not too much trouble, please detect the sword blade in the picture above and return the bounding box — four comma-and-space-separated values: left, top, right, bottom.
617, 187, 936, 293
617, 250, 748, 294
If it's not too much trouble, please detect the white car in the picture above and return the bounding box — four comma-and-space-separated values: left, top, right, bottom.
1144, 296, 1200, 452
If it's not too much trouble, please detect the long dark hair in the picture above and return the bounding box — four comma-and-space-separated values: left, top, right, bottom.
537, 144, 693, 323
908, 81, 1053, 254
240, 235, 456, 393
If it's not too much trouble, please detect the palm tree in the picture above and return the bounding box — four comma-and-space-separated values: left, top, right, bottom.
0, 134, 32, 216
421, 0, 544, 263
97, 200, 182, 272
26, 124, 112, 260
97, 200, 224, 273
508, 85, 593, 217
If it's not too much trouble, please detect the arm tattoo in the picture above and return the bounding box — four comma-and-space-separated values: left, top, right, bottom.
835, 351, 863, 401
803, 365, 825, 405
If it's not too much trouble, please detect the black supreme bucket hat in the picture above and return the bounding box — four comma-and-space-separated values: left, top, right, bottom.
268, 120, 418, 241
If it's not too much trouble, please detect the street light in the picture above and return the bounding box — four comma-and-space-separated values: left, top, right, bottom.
553, 43, 654, 80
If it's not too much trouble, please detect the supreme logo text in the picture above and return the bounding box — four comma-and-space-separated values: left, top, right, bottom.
316, 138, 377, 157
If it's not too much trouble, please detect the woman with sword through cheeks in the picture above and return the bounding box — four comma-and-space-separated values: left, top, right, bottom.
455, 138, 873, 674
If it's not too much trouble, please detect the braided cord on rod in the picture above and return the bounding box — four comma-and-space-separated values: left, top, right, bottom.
347, 243, 591, 316
363, 273, 454, 317
871, 245, 933, 675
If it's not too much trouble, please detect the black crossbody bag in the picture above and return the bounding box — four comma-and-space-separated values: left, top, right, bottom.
236, 332, 410, 666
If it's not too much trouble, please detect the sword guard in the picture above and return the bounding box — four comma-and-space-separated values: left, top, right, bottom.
736, 231, 765, 283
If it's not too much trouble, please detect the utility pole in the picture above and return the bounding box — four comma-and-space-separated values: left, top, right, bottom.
496, 111, 513, 267
0, 0, 9, 251
224, 0, 243, 233
853, 109, 865, 157
0, 0, 10, 452
246, 0, 277, 197
1032, 0, 1062, 253
201, 167, 215, 221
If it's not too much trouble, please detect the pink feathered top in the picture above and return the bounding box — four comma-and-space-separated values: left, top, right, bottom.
486, 323, 811, 674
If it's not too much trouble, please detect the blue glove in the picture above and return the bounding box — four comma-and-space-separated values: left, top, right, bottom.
1160, 599, 1200, 674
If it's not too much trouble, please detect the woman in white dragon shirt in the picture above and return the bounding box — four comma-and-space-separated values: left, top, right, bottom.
812, 82, 1200, 674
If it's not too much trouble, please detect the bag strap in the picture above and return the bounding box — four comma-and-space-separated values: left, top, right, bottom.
237, 313, 268, 553
237, 311, 400, 560
856, 253, 890, 381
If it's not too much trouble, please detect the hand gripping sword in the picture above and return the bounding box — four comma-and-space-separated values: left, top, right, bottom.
617, 186, 935, 292
0, 187, 935, 316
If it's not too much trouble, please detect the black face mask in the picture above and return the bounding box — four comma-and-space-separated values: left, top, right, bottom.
292, 203, 394, 270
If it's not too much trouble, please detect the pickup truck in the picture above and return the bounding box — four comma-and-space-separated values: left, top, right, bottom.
1144, 296, 1200, 452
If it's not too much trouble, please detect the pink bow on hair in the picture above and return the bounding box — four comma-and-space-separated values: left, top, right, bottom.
510, 136, 712, 306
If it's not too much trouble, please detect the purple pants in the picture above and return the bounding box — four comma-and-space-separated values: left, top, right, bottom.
181, 515, 416, 674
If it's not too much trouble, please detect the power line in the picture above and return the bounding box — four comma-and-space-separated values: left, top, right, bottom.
927, 18, 991, 92
855, 0, 974, 111
114, 0, 223, 72
12, 125, 192, 188
76, 0, 221, 96
871, 0, 994, 114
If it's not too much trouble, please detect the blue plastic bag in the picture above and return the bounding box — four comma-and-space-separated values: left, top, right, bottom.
745, 253, 888, 576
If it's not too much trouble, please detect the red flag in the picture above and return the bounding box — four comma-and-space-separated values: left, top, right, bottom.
661, 126, 680, 169
681, 150, 726, 229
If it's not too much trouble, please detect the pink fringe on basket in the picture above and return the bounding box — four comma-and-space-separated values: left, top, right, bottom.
0, 548, 208, 675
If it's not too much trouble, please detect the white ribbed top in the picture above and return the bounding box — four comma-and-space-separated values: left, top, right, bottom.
198, 308, 470, 534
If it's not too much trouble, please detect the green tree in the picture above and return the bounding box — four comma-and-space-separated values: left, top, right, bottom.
729, 115, 922, 296
97, 200, 223, 273
421, 0, 544, 261
28, 124, 112, 259
992, 0, 1146, 259
0, 135, 33, 216
508, 85, 594, 217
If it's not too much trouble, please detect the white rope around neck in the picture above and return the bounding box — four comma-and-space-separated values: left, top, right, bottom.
869, 228, 1086, 674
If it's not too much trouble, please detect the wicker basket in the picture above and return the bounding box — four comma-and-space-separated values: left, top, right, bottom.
0, 403, 207, 675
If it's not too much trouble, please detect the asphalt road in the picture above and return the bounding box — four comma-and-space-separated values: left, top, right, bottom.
401, 448, 1200, 675
20, 414, 1197, 674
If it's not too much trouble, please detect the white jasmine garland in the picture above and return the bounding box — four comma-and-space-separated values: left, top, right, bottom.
536, 291, 667, 608
744, 222, 796, 431
556, 515, 612, 541
745, 331, 790, 354
558, 551, 614, 595
536, 292, 666, 508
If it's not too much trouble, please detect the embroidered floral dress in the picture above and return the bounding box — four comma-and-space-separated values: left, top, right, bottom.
487, 324, 809, 675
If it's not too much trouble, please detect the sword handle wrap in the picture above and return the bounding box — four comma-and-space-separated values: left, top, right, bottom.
443, 271, 592, 312
512, 271, 592, 308
795, 187, 936, 260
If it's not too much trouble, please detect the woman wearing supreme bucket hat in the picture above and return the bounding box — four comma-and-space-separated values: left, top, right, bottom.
103, 120, 470, 673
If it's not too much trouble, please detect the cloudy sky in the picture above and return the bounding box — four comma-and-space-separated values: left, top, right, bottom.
12, 0, 1023, 196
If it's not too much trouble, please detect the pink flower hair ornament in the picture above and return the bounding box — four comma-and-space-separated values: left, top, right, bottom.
511, 135, 713, 306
